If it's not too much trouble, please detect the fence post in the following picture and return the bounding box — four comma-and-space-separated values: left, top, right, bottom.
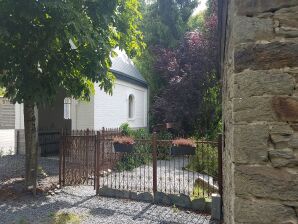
218, 133, 223, 221
59, 129, 63, 187
86, 129, 89, 185
96, 131, 100, 194
152, 132, 157, 194
62, 129, 66, 186
93, 131, 96, 190
217, 134, 223, 197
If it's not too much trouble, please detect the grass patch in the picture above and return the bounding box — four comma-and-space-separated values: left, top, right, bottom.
16, 218, 29, 224
51, 212, 81, 224
190, 183, 212, 201
37, 165, 48, 177
172, 204, 179, 213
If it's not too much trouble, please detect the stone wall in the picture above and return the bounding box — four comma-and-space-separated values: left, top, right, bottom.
222, 1, 298, 223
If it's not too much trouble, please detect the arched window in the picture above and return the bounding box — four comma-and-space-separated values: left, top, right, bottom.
64, 98, 71, 119
128, 94, 135, 119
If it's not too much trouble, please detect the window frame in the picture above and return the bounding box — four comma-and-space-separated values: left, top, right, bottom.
64, 98, 71, 120
128, 94, 135, 120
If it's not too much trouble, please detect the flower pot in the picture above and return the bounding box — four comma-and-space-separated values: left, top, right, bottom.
170, 146, 196, 156
113, 143, 134, 153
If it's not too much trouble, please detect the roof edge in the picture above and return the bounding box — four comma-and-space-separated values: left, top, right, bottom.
111, 69, 148, 88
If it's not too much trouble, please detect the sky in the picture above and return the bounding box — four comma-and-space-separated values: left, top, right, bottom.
193, 0, 207, 15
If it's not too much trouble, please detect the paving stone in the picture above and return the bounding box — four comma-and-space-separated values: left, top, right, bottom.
191, 198, 206, 212
130, 192, 154, 203
154, 191, 172, 205
97, 187, 130, 199
169, 194, 191, 209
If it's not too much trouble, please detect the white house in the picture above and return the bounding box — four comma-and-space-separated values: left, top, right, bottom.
67, 51, 148, 130
0, 51, 148, 155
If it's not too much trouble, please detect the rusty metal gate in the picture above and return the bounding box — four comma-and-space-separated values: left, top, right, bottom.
59, 128, 121, 187
59, 129, 223, 200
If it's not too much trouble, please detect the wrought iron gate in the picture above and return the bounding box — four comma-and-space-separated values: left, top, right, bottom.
59, 129, 223, 200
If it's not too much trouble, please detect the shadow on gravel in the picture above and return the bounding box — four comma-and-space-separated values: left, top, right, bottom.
89, 207, 116, 217
0, 188, 218, 224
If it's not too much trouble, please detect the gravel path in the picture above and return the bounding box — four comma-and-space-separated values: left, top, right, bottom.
0, 155, 217, 223
0, 155, 59, 184
0, 185, 217, 224
99, 158, 217, 195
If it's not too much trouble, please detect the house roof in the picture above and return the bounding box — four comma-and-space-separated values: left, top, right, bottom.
110, 51, 147, 88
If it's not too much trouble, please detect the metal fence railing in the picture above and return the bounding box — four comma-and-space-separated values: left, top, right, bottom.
60, 129, 222, 200
95, 137, 219, 198
39, 130, 61, 157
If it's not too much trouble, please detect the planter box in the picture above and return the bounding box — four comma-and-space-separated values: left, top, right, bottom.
170, 146, 196, 156
113, 143, 134, 153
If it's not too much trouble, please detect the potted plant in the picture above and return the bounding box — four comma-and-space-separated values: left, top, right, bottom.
113, 136, 135, 153
171, 138, 196, 156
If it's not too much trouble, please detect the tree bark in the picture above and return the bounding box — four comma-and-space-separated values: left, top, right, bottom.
24, 101, 38, 192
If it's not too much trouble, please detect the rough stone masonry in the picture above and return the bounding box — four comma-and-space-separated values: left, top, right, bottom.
221, 0, 298, 223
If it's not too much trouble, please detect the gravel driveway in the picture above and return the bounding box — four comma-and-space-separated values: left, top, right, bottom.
0, 155, 218, 223
0, 185, 217, 224
0, 155, 59, 184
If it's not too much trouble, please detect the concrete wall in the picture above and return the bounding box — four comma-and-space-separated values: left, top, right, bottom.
222, 1, 298, 223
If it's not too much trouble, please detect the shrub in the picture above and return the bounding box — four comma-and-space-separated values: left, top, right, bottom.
157, 130, 173, 140
120, 123, 133, 136
187, 142, 218, 178
116, 124, 152, 171
131, 128, 150, 139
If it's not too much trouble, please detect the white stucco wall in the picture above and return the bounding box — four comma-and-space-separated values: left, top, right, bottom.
71, 96, 94, 130
94, 79, 148, 129
71, 79, 148, 130
15, 103, 24, 130
0, 129, 15, 155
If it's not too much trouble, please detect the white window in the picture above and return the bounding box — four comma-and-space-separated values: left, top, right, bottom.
128, 94, 135, 119
64, 98, 71, 119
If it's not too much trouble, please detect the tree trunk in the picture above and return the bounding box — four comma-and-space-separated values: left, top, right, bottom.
24, 101, 38, 192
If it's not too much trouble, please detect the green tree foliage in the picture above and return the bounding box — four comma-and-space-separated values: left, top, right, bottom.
0, 0, 144, 104
135, 0, 198, 127
0, 87, 5, 96
0, 0, 144, 188
151, 0, 221, 138
140, 0, 198, 48
187, 11, 205, 31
